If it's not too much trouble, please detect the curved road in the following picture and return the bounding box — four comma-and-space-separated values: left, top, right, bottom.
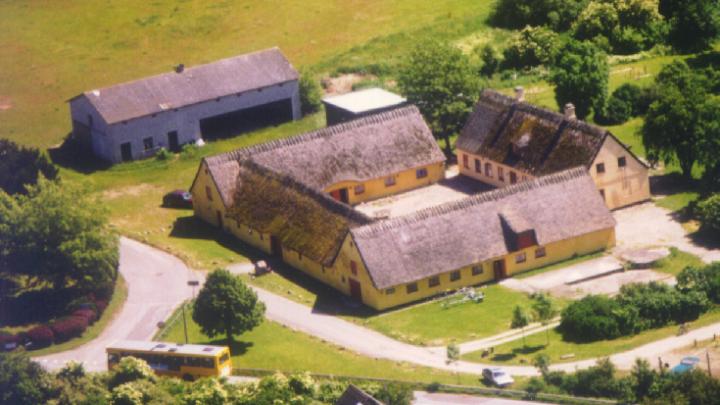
35, 237, 200, 371
36, 237, 720, 376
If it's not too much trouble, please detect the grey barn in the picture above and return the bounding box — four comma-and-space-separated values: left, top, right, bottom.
68, 47, 300, 163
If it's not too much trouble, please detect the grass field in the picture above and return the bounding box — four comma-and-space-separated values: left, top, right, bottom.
161, 306, 486, 386
463, 307, 720, 366
653, 248, 704, 276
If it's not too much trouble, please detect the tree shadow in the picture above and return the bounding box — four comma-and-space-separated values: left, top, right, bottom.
687, 228, 720, 250
649, 172, 698, 196
47, 133, 112, 174
202, 337, 254, 356
0, 287, 81, 326
686, 51, 720, 70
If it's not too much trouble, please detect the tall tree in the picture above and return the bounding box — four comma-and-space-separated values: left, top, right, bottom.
641, 61, 712, 180
0, 139, 58, 195
0, 177, 118, 291
0, 352, 56, 405
192, 269, 265, 344
397, 39, 480, 156
531, 293, 557, 346
550, 39, 609, 120
660, 0, 720, 52
511, 305, 531, 347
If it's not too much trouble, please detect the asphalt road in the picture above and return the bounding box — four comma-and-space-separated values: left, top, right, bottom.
34, 237, 200, 372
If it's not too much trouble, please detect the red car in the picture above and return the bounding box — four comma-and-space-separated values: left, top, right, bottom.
163, 190, 193, 209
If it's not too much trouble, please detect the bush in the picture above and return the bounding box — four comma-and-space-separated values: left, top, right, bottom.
179, 143, 197, 160
599, 96, 632, 124
476, 44, 501, 77
50, 316, 88, 342
299, 71, 322, 116
699, 194, 720, 233
559, 295, 638, 342
26, 325, 54, 348
72, 309, 98, 325
491, 0, 588, 31
155, 147, 171, 161
0, 333, 20, 351
94, 299, 109, 315
502, 26, 560, 70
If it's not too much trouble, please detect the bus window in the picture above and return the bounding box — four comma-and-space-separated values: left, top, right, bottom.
219, 352, 230, 365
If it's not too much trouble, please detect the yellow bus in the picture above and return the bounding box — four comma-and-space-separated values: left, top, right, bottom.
106, 340, 232, 380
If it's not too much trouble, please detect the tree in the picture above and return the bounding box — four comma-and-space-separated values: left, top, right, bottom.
0, 352, 56, 405
0, 177, 118, 291
699, 194, 720, 234
502, 26, 560, 70
109, 356, 156, 389
573, 1, 619, 42
511, 305, 531, 347
660, 0, 720, 52
446, 343, 460, 363
641, 61, 711, 180
397, 39, 480, 155
491, 0, 589, 31
192, 269, 265, 344
299, 70, 322, 116
0, 139, 58, 195
476, 44, 501, 77
631, 358, 656, 401
531, 293, 557, 345
549, 39, 609, 120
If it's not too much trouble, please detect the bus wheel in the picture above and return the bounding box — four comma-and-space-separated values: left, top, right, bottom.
182, 374, 194, 382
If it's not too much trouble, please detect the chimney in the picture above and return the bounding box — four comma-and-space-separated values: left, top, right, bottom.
175, 64, 185, 73
514, 86, 525, 102
564, 103, 576, 120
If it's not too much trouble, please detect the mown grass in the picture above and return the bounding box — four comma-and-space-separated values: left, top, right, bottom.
655, 192, 701, 213
161, 308, 486, 386
653, 248, 704, 276
462, 307, 720, 365
28, 274, 128, 356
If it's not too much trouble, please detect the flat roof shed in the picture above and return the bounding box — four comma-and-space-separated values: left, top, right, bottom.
322, 88, 407, 125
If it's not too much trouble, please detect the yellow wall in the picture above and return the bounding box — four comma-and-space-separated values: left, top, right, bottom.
325, 162, 445, 205
336, 227, 615, 310
190, 161, 228, 228
590, 136, 651, 210
456, 151, 534, 187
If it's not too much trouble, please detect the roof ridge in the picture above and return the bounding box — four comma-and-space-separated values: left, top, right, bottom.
239, 160, 374, 225
205, 104, 422, 166
481, 89, 608, 139
352, 166, 588, 237
83, 47, 287, 96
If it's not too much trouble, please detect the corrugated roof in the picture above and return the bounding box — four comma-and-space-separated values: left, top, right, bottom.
351, 167, 616, 289
77, 47, 298, 124
323, 88, 406, 114
457, 90, 611, 176
202, 105, 446, 206
335, 385, 385, 405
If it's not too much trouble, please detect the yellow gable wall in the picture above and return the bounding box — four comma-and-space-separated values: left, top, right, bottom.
337, 227, 615, 310
325, 162, 445, 206
456, 150, 535, 187
590, 136, 650, 210
190, 161, 228, 228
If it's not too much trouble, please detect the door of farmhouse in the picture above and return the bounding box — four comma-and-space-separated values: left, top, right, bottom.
493, 259, 507, 280
349, 278, 362, 301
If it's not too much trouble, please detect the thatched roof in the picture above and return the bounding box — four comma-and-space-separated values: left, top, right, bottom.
335, 385, 384, 405
200, 105, 445, 205
225, 161, 372, 266
457, 90, 643, 175
351, 167, 615, 289
74, 48, 297, 124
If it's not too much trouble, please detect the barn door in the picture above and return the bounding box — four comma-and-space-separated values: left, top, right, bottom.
349, 278, 362, 302
120, 142, 132, 161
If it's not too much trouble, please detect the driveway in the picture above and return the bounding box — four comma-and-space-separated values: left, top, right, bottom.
34, 237, 200, 372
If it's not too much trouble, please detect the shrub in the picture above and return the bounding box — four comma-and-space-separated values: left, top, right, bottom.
179, 143, 197, 159
94, 299, 109, 315
699, 194, 720, 233
299, 71, 322, 116
559, 295, 638, 342
26, 325, 54, 348
0, 333, 20, 351
573, 1, 619, 41
600, 96, 632, 124
72, 309, 98, 324
50, 316, 88, 342
491, 0, 588, 31
155, 147, 172, 161
110, 356, 156, 389
502, 26, 560, 70
476, 44, 501, 77
612, 83, 644, 115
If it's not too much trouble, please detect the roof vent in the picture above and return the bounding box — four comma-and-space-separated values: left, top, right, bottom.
564, 103, 576, 120
175, 64, 185, 73
202, 347, 213, 352
514, 86, 525, 102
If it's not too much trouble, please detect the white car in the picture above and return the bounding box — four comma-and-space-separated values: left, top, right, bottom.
482, 367, 515, 387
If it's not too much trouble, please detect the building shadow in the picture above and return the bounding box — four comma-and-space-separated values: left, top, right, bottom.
649, 172, 698, 196
438, 173, 495, 195
47, 133, 111, 174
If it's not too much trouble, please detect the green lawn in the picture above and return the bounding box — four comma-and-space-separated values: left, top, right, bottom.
26, 274, 128, 356
655, 192, 701, 213
161, 307, 485, 386
653, 248, 704, 276
462, 307, 720, 366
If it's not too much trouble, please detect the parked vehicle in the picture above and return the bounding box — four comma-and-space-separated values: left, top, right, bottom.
482, 367, 514, 387
254, 260, 272, 276
163, 190, 193, 208
671, 356, 701, 374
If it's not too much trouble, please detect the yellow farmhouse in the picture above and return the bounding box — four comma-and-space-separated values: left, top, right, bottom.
191, 106, 617, 310
456, 89, 651, 210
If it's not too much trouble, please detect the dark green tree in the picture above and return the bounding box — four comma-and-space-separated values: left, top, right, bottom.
476, 44, 501, 77
192, 269, 265, 344
660, 0, 720, 52
397, 39, 480, 155
641, 61, 711, 180
550, 39, 609, 120
299, 70, 323, 116
0, 139, 58, 195
0, 177, 118, 291
699, 194, 720, 234
491, 0, 589, 31
0, 352, 57, 405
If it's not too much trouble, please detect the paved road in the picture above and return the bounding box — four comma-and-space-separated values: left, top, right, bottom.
35, 237, 200, 372
413, 391, 555, 405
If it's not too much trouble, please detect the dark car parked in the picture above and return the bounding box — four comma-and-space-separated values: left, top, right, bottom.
163, 190, 193, 209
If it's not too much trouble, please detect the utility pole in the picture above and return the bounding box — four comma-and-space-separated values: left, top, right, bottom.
181, 302, 189, 344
